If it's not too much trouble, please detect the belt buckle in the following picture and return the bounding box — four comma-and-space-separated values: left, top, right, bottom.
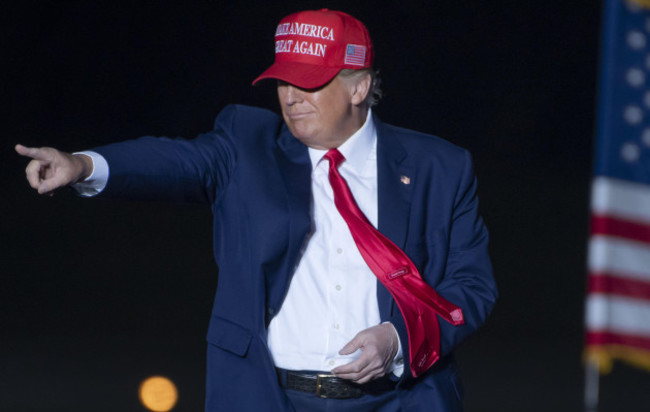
315, 373, 336, 398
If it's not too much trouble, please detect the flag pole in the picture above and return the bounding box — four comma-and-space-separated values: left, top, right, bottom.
584, 357, 599, 412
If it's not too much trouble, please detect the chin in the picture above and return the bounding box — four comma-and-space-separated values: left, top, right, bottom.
293, 135, 314, 148
288, 126, 312, 144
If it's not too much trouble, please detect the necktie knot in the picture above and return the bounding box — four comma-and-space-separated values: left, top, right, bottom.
324, 148, 345, 169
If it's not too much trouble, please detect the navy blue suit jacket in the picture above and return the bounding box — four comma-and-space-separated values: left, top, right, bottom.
94, 104, 497, 411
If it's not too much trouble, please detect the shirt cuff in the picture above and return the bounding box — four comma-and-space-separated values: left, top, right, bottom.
383, 321, 404, 377
70, 151, 109, 196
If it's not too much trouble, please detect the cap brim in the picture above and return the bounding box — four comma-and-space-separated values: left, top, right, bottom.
252, 61, 341, 89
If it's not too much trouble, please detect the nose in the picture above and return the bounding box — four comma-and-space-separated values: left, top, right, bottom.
279, 83, 303, 106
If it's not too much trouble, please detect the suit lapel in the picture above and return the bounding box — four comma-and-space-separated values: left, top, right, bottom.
375, 116, 415, 321
267, 126, 312, 314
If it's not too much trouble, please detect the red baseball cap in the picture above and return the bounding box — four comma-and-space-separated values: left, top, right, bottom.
252, 9, 374, 89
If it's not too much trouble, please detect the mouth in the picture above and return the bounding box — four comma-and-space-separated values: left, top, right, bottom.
285, 111, 313, 120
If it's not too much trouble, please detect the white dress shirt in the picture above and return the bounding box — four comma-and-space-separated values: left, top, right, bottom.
267, 109, 403, 375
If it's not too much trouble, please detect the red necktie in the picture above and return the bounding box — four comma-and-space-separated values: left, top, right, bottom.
324, 148, 464, 378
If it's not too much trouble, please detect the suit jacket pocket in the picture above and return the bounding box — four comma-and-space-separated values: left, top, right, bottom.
206, 316, 253, 357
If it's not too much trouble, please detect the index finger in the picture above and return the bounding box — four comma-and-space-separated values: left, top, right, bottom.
15, 144, 48, 161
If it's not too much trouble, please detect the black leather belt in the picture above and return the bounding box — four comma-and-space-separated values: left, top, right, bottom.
276, 368, 396, 399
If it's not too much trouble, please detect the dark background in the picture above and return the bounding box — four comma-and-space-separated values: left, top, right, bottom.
3, 1, 649, 411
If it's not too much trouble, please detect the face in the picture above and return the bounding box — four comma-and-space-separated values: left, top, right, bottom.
277, 75, 368, 150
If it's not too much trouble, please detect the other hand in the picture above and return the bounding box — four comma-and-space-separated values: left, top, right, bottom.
15, 144, 92, 195
331, 323, 399, 384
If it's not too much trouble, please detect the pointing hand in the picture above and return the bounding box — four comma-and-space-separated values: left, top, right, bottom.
15, 144, 92, 195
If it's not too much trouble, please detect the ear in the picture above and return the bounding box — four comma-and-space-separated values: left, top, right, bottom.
350, 72, 372, 106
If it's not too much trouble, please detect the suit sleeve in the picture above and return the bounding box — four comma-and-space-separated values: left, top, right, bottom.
435, 150, 497, 358
93, 105, 239, 204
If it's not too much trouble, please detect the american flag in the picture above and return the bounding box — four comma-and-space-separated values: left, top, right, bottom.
584, 0, 650, 374
344, 44, 366, 66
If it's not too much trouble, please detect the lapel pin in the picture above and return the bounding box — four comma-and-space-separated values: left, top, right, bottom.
400, 175, 411, 185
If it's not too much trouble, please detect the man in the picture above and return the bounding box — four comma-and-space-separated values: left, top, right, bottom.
16, 9, 497, 412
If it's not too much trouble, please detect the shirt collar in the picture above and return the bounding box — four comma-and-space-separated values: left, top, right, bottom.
308, 109, 376, 172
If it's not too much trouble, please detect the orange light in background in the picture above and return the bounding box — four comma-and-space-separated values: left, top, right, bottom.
138, 375, 178, 412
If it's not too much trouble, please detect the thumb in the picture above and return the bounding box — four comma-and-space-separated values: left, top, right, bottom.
37, 170, 74, 194
37, 177, 60, 195
339, 335, 363, 356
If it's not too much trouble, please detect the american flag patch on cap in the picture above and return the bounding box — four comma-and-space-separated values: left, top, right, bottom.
344, 44, 366, 66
